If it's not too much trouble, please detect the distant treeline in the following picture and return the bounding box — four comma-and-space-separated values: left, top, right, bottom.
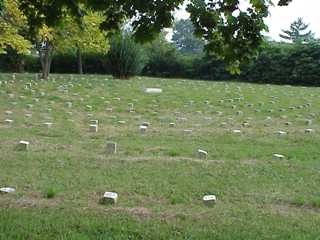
1, 42, 320, 86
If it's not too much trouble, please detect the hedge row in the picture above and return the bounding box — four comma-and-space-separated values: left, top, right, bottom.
1, 42, 320, 86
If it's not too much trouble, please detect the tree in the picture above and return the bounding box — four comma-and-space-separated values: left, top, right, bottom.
280, 18, 315, 43
107, 32, 145, 79
0, 0, 31, 54
144, 31, 183, 77
35, 24, 55, 79
172, 19, 204, 54
55, 12, 109, 74
17, 0, 292, 73
18, 2, 108, 79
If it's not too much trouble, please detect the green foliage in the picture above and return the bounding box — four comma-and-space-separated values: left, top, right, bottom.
187, 0, 271, 70
280, 18, 315, 43
143, 33, 187, 78
51, 53, 110, 74
3, 40, 320, 86
172, 19, 204, 54
0, 0, 31, 54
108, 33, 145, 79
192, 55, 231, 81
0, 48, 27, 72
55, 11, 109, 55
44, 187, 56, 199
240, 41, 320, 86
17, 0, 292, 72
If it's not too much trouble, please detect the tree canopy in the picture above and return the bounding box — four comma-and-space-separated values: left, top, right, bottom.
1, 0, 294, 72
55, 12, 108, 55
15, 0, 292, 72
279, 18, 315, 43
172, 19, 204, 54
0, 0, 31, 54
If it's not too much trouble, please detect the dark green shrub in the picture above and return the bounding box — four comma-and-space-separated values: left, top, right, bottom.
107, 33, 145, 79
142, 37, 194, 78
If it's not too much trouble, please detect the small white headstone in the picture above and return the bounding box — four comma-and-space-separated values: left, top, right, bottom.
4, 119, 13, 124
273, 154, 285, 160
5, 110, 12, 115
140, 125, 147, 133
18, 141, 29, 151
101, 192, 118, 204
242, 122, 250, 127
183, 129, 193, 133
145, 88, 162, 94
0, 187, 15, 194
203, 195, 217, 205
276, 131, 287, 136
232, 129, 241, 134
197, 149, 208, 159
90, 120, 98, 125
89, 124, 98, 133
305, 129, 314, 134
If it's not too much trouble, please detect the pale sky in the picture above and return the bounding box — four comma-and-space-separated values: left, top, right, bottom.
174, 0, 320, 41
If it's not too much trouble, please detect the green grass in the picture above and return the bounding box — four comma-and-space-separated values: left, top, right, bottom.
0, 73, 320, 239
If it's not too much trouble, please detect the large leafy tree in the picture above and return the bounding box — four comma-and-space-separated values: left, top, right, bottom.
279, 18, 315, 43
55, 12, 109, 74
0, 0, 31, 54
172, 19, 204, 54
36, 24, 54, 79
18, 4, 107, 79
13, 0, 293, 73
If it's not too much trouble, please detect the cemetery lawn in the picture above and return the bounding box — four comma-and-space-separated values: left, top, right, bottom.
1, 73, 320, 239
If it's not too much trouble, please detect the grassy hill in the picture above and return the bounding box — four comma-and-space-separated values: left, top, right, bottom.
0, 73, 319, 239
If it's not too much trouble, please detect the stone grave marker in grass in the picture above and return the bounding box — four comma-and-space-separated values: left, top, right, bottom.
106, 142, 117, 154
197, 149, 208, 159
169, 122, 175, 127
273, 154, 285, 160
139, 125, 147, 133
203, 195, 217, 206
0, 187, 16, 194
305, 129, 314, 134
4, 119, 13, 125
18, 141, 29, 151
89, 124, 98, 133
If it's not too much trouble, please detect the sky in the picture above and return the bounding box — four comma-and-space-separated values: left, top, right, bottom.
174, 0, 320, 41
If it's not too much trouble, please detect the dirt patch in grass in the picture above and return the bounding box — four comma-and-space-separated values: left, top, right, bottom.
240, 159, 260, 165
0, 192, 63, 209
267, 201, 320, 217
121, 156, 225, 164
118, 207, 152, 219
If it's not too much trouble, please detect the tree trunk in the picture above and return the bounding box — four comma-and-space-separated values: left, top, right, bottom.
77, 47, 83, 74
39, 43, 53, 80
17, 59, 25, 73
